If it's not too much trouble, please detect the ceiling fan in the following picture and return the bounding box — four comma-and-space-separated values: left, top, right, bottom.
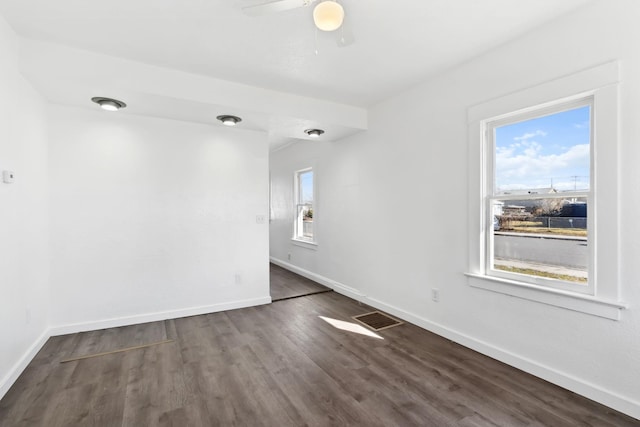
241, 0, 355, 48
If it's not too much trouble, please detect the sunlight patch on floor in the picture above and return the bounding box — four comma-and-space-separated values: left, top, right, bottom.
319, 316, 384, 339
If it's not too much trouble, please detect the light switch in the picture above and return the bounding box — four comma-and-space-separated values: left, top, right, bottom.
2, 170, 15, 184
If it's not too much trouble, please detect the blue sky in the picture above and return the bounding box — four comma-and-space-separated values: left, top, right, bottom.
300, 170, 314, 203
495, 105, 590, 192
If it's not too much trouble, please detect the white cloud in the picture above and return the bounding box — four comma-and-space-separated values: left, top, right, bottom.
496, 143, 590, 190
513, 130, 547, 141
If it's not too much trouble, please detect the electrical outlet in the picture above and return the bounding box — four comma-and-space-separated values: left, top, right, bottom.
235, 274, 242, 285
256, 215, 266, 224
287, 253, 291, 261
431, 288, 440, 302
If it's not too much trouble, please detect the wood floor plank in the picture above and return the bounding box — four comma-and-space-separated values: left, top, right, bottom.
38, 382, 97, 427
68, 321, 168, 359
270, 263, 331, 301
387, 322, 633, 427
1, 267, 638, 426
157, 399, 213, 427
3, 344, 80, 426
243, 326, 383, 426
121, 347, 162, 427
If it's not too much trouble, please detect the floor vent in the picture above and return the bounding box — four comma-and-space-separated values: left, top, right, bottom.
352, 311, 403, 331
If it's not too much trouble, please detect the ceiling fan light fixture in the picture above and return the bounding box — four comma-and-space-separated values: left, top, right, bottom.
304, 128, 325, 138
91, 97, 126, 111
216, 115, 242, 126
313, 1, 344, 32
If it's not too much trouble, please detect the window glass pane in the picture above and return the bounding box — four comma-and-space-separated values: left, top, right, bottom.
492, 197, 587, 284
295, 169, 314, 241
494, 105, 590, 195
299, 171, 314, 204
298, 205, 313, 239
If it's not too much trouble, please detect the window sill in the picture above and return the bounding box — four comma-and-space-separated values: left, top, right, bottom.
465, 273, 627, 320
291, 238, 318, 250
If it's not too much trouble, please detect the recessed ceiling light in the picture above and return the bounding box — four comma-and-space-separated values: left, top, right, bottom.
91, 97, 126, 111
304, 128, 325, 138
216, 115, 242, 126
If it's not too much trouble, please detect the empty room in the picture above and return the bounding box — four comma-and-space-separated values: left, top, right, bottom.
1, 0, 639, 425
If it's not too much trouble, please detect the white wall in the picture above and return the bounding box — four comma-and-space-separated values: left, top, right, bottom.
0, 12, 272, 399
0, 17, 49, 397
48, 106, 270, 331
270, 0, 640, 418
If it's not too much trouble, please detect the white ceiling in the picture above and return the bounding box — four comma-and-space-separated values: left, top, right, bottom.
0, 0, 594, 149
0, 0, 592, 107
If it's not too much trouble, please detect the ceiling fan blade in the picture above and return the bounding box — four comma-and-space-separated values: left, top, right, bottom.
242, 0, 316, 16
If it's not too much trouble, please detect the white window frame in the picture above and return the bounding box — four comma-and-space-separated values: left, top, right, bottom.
293, 167, 316, 246
485, 97, 594, 295
466, 61, 627, 320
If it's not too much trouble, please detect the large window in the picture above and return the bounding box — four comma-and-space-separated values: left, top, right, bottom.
466, 62, 625, 319
294, 168, 314, 242
487, 99, 592, 293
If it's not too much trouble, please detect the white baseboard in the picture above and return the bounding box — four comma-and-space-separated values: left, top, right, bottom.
270, 258, 640, 421
49, 296, 272, 336
0, 330, 49, 400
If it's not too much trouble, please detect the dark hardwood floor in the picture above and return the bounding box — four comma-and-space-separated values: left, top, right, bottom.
270, 263, 331, 301
1, 268, 638, 426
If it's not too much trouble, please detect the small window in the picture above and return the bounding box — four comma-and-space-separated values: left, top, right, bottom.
486, 100, 592, 293
294, 168, 314, 242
